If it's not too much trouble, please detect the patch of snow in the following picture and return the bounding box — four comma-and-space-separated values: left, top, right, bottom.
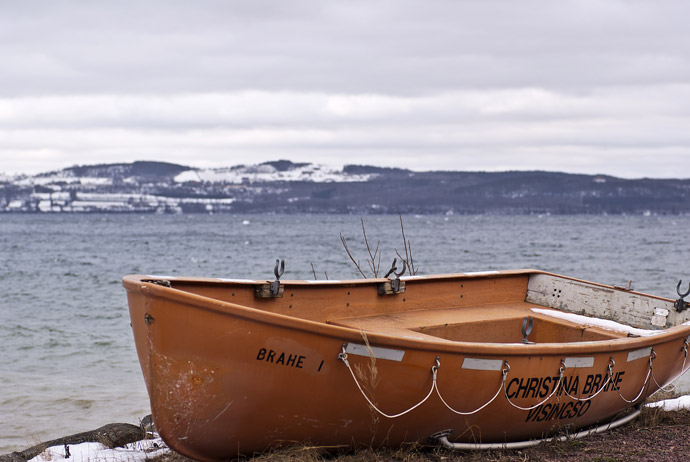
174, 163, 376, 184
17, 175, 112, 186
647, 395, 690, 411
72, 201, 131, 209
80, 177, 112, 186
531, 308, 662, 337
174, 170, 201, 182
217, 278, 256, 283
401, 275, 432, 280
28, 437, 168, 462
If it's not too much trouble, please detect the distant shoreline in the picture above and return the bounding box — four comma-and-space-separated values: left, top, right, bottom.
3, 161, 690, 215
2, 211, 690, 216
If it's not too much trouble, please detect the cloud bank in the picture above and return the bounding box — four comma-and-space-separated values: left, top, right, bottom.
1, 0, 689, 177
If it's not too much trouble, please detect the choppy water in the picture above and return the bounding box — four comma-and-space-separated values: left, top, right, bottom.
1, 213, 689, 453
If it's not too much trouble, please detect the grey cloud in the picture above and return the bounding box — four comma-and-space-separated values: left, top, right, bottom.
2, 0, 690, 96
1, 0, 689, 178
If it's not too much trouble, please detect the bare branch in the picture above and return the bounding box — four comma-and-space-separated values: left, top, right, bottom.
407, 239, 416, 275
398, 212, 410, 264
397, 212, 418, 275
341, 215, 416, 279
361, 217, 380, 278
376, 248, 381, 276
340, 232, 368, 278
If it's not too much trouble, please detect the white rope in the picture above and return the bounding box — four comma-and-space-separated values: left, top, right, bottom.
562, 358, 614, 402
650, 340, 689, 393
340, 341, 683, 420
563, 374, 612, 402
434, 359, 506, 415
503, 361, 564, 411
610, 352, 653, 404
338, 350, 436, 419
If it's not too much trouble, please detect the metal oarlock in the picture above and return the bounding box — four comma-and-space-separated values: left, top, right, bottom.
521, 316, 534, 344
674, 280, 690, 312
254, 259, 286, 298
271, 259, 285, 296
379, 258, 406, 295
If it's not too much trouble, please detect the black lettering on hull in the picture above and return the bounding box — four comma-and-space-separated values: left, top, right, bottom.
525, 400, 592, 422
256, 347, 307, 369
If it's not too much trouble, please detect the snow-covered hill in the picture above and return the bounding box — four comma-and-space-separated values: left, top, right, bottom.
3, 160, 690, 215
0, 160, 379, 213
174, 161, 376, 184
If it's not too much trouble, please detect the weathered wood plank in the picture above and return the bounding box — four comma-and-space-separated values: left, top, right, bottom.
526, 273, 686, 330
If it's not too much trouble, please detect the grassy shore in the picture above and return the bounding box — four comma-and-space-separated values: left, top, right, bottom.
151, 406, 690, 462
4, 396, 687, 462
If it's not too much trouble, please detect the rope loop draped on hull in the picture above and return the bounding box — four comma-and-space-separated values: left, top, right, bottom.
338, 339, 689, 420
337, 345, 436, 419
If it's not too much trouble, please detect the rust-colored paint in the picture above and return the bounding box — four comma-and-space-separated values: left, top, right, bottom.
123, 270, 690, 461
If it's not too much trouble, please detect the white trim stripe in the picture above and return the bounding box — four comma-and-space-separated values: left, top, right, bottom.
564, 357, 595, 368
627, 347, 652, 362
344, 343, 405, 362
462, 358, 504, 371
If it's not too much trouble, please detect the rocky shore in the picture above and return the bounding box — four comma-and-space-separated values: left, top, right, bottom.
0, 417, 155, 462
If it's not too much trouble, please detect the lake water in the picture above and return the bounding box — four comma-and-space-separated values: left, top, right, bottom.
1, 213, 690, 453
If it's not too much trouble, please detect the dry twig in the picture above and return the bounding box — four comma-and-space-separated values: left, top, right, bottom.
340, 217, 383, 279
396, 213, 418, 275
361, 217, 381, 278
341, 215, 418, 279
340, 233, 368, 278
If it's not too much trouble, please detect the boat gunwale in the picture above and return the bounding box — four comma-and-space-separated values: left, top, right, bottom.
122, 271, 690, 357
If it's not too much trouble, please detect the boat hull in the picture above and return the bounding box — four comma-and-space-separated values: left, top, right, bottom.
124, 272, 690, 460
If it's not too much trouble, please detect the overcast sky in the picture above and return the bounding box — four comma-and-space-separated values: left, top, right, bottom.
1, 0, 689, 178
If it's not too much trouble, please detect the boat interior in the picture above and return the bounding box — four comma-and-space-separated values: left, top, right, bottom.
142, 270, 668, 345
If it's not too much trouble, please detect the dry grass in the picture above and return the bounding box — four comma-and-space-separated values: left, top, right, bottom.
147, 407, 690, 462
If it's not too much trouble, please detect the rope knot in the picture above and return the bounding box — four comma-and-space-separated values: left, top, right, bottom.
431, 356, 441, 375
338, 344, 348, 362
502, 360, 511, 378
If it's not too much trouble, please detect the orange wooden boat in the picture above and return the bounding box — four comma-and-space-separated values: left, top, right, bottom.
123, 269, 690, 460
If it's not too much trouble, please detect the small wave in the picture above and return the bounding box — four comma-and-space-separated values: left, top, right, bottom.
2, 325, 40, 337
51, 397, 97, 410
